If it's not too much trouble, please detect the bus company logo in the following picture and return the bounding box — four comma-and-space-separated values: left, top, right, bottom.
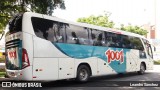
8, 50, 17, 59
105, 49, 124, 64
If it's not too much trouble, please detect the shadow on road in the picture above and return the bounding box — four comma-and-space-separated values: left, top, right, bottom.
41, 72, 153, 87
0, 72, 158, 87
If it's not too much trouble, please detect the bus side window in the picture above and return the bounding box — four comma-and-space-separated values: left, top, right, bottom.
45, 22, 65, 43
31, 17, 65, 43
52, 23, 65, 43
74, 27, 89, 45
46, 23, 58, 42
131, 37, 144, 50
91, 29, 103, 46
105, 32, 120, 48
66, 25, 77, 44
123, 35, 129, 48
105, 32, 113, 47
66, 25, 89, 45
71, 31, 79, 44
59, 23, 67, 43
135, 38, 146, 58
31, 17, 52, 40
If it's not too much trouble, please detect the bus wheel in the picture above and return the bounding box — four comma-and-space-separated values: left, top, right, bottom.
76, 65, 90, 82
138, 63, 145, 75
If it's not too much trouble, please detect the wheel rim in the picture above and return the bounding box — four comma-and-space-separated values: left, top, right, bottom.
79, 69, 88, 80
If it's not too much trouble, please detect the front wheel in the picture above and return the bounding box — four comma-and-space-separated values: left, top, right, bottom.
76, 65, 90, 82
138, 63, 145, 75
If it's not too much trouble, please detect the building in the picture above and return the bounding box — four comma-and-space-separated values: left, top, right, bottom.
142, 23, 155, 39
142, 23, 160, 60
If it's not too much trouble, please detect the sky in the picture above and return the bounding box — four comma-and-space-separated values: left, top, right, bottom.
53, 0, 155, 27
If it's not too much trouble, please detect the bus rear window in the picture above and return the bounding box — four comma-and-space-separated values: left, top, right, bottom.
9, 14, 23, 33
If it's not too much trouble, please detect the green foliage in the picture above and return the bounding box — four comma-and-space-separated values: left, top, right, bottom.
0, 0, 65, 33
154, 60, 160, 65
77, 13, 147, 36
28, 0, 66, 15
77, 14, 115, 28
120, 24, 148, 35
0, 57, 5, 63
0, 72, 6, 77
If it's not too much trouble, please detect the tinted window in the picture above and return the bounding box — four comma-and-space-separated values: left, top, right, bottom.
91, 29, 104, 46
121, 35, 135, 49
104, 32, 121, 48
103, 31, 144, 50
131, 37, 144, 50
66, 25, 89, 45
31, 17, 65, 43
31, 17, 145, 50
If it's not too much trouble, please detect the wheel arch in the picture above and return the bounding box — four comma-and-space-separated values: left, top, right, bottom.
77, 63, 92, 76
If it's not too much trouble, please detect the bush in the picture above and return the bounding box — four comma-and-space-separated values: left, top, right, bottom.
0, 68, 6, 77
0, 68, 5, 72
154, 60, 160, 65
0, 72, 6, 77
0, 57, 5, 63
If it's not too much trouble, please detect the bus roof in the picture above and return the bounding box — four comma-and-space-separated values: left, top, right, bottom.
24, 12, 146, 39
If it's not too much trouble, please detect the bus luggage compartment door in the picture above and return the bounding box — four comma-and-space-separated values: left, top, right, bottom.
58, 58, 74, 79
33, 58, 58, 80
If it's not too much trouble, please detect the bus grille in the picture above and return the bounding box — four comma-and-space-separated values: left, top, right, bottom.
6, 39, 21, 49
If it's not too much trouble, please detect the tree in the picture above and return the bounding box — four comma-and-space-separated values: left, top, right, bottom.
77, 13, 147, 36
77, 13, 115, 28
0, 0, 65, 33
120, 24, 148, 35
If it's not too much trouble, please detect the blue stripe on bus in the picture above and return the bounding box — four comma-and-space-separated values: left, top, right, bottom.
53, 43, 130, 73
18, 40, 22, 69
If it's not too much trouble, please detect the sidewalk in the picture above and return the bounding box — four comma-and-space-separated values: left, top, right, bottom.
0, 63, 5, 69
0, 77, 9, 81
147, 65, 160, 73
152, 65, 160, 72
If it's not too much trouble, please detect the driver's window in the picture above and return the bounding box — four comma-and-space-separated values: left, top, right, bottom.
148, 44, 153, 58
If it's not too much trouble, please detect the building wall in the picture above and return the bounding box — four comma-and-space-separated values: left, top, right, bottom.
150, 26, 155, 39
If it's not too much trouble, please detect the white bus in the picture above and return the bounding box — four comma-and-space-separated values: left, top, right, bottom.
5, 12, 153, 82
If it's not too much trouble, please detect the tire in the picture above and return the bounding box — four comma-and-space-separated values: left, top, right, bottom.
138, 63, 145, 75
76, 65, 90, 82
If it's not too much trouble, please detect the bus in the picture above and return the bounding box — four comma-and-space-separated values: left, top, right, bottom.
5, 12, 153, 82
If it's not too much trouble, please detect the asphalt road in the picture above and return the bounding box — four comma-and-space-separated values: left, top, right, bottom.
0, 65, 160, 90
